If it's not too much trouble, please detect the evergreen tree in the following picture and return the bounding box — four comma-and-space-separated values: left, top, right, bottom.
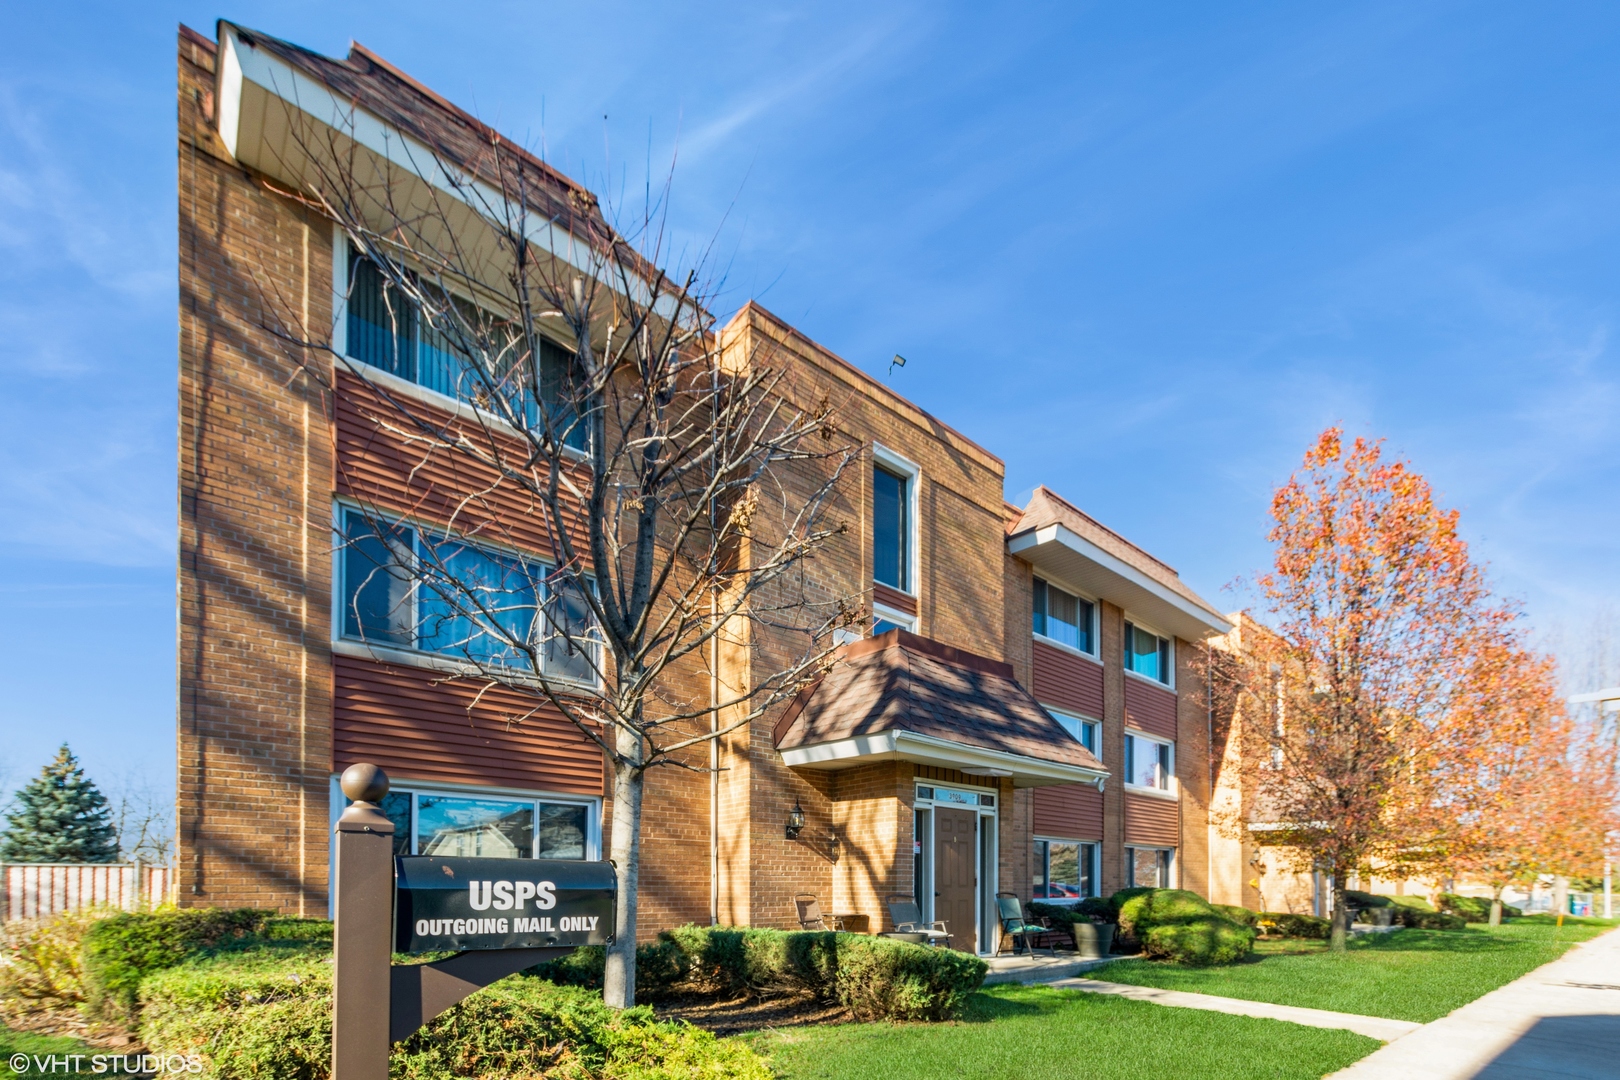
0, 744, 119, 863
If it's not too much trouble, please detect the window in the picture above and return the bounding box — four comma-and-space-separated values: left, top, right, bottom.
873, 465, 910, 592
345, 251, 585, 451
1124, 621, 1172, 685
1127, 846, 1173, 888
871, 605, 916, 638
1125, 732, 1173, 791
1033, 579, 1094, 653
363, 785, 593, 860
338, 507, 600, 683
1049, 709, 1100, 758
1033, 839, 1098, 900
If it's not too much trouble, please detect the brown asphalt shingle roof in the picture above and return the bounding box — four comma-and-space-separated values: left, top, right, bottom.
774, 631, 1103, 771
1008, 485, 1226, 625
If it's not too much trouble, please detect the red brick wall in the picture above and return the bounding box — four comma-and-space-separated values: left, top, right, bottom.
177, 28, 335, 914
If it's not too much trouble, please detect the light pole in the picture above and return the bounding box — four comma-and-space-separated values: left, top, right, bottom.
1568, 686, 1620, 919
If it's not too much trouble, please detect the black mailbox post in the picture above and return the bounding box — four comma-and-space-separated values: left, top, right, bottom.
331, 764, 616, 1080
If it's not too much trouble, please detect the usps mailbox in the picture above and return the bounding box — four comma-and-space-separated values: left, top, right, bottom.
395, 856, 615, 953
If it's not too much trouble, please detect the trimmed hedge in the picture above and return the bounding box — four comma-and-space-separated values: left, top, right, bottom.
1343, 891, 1464, 930
1116, 890, 1255, 966
1211, 903, 1258, 927
82, 909, 281, 1020
835, 935, 986, 1021
1256, 912, 1330, 939
1439, 894, 1523, 922
537, 925, 983, 1021
138, 952, 769, 1079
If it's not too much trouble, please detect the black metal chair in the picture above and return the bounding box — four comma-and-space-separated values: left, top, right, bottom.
996, 892, 1060, 956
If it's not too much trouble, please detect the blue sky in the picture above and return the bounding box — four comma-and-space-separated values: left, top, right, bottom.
2, 1, 1617, 799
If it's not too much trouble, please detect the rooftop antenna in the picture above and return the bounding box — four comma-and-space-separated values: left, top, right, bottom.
888, 354, 907, 378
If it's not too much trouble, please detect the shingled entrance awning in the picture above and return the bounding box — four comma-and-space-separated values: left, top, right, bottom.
773, 630, 1107, 788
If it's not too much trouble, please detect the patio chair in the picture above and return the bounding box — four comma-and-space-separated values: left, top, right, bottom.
883, 893, 952, 947
795, 893, 834, 931
995, 893, 1060, 957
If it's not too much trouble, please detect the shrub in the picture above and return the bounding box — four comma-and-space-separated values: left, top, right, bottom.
139, 952, 770, 1080
1386, 895, 1436, 913
834, 935, 985, 1021
1105, 888, 1155, 922
0, 907, 111, 1011
535, 926, 839, 1002
1393, 908, 1465, 930
1116, 890, 1256, 965
1211, 903, 1258, 927
1140, 919, 1256, 966
1076, 897, 1115, 922
1256, 912, 1330, 940
82, 908, 276, 1020
1438, 894, 1520, 922
1343, 890, 1392, 910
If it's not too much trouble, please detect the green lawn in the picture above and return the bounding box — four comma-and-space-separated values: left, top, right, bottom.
752, 984, 1378, 1080
1097, 916, 1616, 1023
0, 1024, 96, 1080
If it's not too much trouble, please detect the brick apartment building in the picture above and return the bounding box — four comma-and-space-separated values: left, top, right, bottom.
176, 21, 1231, 953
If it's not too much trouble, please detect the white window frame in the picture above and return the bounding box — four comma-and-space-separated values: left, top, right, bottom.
871, 601, 917, 638
1032, 576, 1100, 659
331, 499, 602, 691
1123, 616, 1175, 690
1125, 845, 1177, 889
1045, 705, 1101, 762
1123, 730, 1176, 796
328, 775, 602, 915
1032, 836, 1100, 904
913, 783, 997, 955
872, 443, 920, 598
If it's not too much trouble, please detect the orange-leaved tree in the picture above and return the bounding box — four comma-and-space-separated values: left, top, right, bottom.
1220, 428, 1513, 950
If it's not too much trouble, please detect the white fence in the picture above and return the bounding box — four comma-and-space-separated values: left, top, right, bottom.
1, 862, 174, 921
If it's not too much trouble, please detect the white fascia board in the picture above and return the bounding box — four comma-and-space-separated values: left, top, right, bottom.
1569, 686, 1620, 704
777, 728, 1107, 788
216, 24, 678, 321
1009, 523, 1232, 636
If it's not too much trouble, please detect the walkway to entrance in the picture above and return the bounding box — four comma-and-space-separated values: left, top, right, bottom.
1327, 925, 1620, 1079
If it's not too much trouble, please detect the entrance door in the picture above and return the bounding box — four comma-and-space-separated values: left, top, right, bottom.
934, 807, 978, 951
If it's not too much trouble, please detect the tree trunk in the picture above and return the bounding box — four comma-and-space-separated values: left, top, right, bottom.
1330, 873, 1350, 953
603, 726, 645, 1009
1489, 884, 1503, 927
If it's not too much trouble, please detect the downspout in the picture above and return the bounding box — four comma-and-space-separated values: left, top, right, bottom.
1206, 638, 1214, 901
710, 589, 719, 925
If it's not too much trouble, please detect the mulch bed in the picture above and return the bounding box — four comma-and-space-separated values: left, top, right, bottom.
652, 991, 852, 1036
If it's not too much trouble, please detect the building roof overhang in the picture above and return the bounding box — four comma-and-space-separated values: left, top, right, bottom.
773, 630, 1108, 790
210, 22, 678, 318
1008, 521, 1232, 640
778, 729, 1105, 789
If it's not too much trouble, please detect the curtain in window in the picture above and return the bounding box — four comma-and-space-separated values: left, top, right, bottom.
346, 253, 417, 380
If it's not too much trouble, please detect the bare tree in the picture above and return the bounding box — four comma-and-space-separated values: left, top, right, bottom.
257, 90, 861, 1006
108, 774, 175, 866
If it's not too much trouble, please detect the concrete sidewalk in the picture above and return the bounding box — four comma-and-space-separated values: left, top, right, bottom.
1328, 925, 1620, 1079
1050, 976, 1421, 1042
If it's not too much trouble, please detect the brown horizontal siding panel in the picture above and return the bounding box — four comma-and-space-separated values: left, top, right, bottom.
1032, 639, 1104, 718
334, 369, 589, 560
913, 764, 998, 790
1124, 791, 1179, 847
1124, 677, 1177, 740
872, 581, 918, 617
333, 655, 602, 796
1032, 784, 1103, 841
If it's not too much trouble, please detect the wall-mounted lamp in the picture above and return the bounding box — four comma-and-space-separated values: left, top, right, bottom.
826, 829, 842, 863
785, 801, 806, 840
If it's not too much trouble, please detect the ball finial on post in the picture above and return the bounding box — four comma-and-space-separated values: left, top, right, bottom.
340, 762, 390, 805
